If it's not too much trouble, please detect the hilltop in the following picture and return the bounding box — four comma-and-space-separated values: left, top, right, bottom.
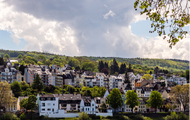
0, 49, 189, 73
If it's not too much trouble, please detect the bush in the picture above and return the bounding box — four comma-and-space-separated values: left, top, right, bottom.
129, 114, 152, 120
79, 112, 90, 120
1, 113, 20, 120
19, 113, 26, 120
164, 112, 189, 120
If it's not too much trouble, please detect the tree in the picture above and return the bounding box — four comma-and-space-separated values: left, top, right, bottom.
158, 76, 164, 80
169, 84, 189, 112
124, 71, 131, 89
98, 61, 104, 72
166, 103, 177, 112
68, 58, 80, 68
79, 112, 90, 120
110, 58, 119, 75
134, 0, 189, 48
104, 62, 109, 69
101, 68, 109, 75
3, 54, 10, 60
44, 59, 52, 66
19, 65, 26, 75
119, 63, 126, 74
0, 81, 15, 112
141, 74, 153, 80
127, 63, 133, 72
20, 95, 37, 111
82, 62, 96, 72
125, 90, 140, 113
100, 103, 107, 112
31, 74, 43, 92
107, 88, 123, 112
185, 70, 189, 81
11, 81, 22, 98
154, 67, 159, 75
0, 57, 5, 65
20, 81, 29, 91
17, 54, 23, 59
146, 91, 163, 113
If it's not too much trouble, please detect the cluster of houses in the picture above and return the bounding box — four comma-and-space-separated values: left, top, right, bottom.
0, 61, 188, 118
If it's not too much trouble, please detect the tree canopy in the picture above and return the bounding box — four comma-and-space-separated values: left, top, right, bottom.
125, 90, 140, 113
141, 74, 153, 80
31, 74, 43, 92
107, 88, 123, 112
20, 95, 37, 111
134, 0, 189, 48
146, 91, 163, 113
0, 81, 15, 111
169, 84, 189, 112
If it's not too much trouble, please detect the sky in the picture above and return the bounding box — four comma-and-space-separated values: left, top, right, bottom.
0, 0, 189, 60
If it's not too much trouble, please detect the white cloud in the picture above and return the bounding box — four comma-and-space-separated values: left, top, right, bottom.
103, 10, 115, 19
0, 0, 189, 60
11, 34, 21, 45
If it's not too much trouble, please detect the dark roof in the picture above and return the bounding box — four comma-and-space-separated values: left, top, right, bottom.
83, 71, 95, 76
39, 94, 55, 98
82, 96, 92, 104
63, 64, 72, 70
54, 94, 81, 100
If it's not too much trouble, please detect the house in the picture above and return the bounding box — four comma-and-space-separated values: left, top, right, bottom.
96, 73, 105, 87
138, 98, 146, 113
51, 69, 63, 87
80, 96, 96, 114
54, 94, 81, 111
63, 72, 75, 86
109, 76, 123, 89
37, 94, 81, 118
94, 97, 109, 112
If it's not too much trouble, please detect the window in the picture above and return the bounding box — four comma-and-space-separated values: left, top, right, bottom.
42, 103, 45, 106
53, 104, 55, 106
86, 108, 87, 111
88, 108, 89, 111
47, 103, 51, 106
52, 109, 54, 112
92, 108, 94, 111
47, 109, 51, 111
92, 104, 94, 106
42, 109, 45, 111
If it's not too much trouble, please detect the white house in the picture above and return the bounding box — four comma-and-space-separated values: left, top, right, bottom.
80, 96, 96, 114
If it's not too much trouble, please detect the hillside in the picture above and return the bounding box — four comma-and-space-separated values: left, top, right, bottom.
0, 49, 189, 72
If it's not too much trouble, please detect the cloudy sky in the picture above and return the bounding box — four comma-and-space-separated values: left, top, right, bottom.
0, 0, 189, 60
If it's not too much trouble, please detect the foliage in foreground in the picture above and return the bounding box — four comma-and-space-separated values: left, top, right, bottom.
164, 112, 189, 120
129, 114, 153, 120
0, 112, 20, 120
79, 112, 90, 120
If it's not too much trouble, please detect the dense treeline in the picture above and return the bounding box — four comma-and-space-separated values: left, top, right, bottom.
0, 49, 189, 73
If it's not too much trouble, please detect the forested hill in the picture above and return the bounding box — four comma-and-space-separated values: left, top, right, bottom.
0, 49, 189, 72
83, 56, 189, 72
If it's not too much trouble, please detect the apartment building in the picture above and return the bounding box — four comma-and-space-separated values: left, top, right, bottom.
24, 65, 53, 86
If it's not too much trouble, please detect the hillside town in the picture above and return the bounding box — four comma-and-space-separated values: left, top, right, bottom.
0, 58, 189, 119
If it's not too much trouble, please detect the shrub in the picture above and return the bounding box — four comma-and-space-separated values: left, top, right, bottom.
1, 113, 20, 120
129, 114, 152, 120
164, 112, 189, 120
79, 112, 90, 120
19, 113, 26, 120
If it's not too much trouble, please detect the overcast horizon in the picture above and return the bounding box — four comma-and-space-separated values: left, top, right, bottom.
0, 0, 189, 60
